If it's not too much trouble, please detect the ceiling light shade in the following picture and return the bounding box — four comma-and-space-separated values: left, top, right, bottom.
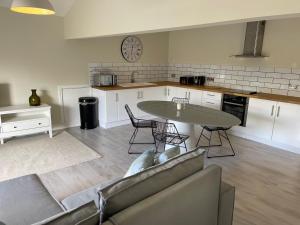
10, 0, 55, 15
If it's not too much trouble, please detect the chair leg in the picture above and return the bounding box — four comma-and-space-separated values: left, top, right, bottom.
129, 128, 138, 144
207, 130, 235, 158
224, 130, 235, 156
217, 130, 223, 146
196, 127, 204, 147
206, 131, 213, 158
183, 141, 188, 152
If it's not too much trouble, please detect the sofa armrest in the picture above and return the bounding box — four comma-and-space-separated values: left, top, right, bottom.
218, 182, 235, 225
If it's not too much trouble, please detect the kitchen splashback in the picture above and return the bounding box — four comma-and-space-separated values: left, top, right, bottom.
88, 62, 300, 97
88, 63, 169, 86
168, 64, 300, 97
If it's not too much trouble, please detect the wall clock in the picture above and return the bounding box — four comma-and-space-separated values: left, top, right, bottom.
121, 36, 143, 62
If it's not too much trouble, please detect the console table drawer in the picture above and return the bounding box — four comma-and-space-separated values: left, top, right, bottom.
1, 118, 49, 133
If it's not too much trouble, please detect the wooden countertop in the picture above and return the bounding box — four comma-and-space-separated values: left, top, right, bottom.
92, 81, 300, 105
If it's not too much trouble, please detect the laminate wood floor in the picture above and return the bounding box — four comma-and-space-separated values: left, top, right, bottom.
39, 125, 300, 225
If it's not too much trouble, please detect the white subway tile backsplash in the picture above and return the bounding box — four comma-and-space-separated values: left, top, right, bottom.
88, 62, 300, 97
245, 66, 260, 72
260, 67, 275, 73
275, 68, 292, 73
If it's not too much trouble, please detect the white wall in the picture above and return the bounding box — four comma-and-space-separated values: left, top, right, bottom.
168, 17, 300, 68
0, 8, 169, 126
64, 0, 300, 39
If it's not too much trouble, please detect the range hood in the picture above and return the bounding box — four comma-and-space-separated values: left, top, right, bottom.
234, 21, 267, 58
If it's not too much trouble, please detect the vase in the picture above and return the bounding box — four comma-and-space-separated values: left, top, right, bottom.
29, 89, 41, 106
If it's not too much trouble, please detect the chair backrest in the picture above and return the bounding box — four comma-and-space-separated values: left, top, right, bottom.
172, 97, 189, 104
152, 121, 180, 141
125, 104, 137, 127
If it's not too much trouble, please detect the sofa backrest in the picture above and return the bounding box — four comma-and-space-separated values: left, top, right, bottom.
103, 165, 222, 225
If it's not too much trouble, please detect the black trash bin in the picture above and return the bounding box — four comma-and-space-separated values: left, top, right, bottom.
79, 97, 99, 129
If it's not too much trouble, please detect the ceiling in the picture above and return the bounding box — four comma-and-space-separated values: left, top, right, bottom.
0, 0, 76, 16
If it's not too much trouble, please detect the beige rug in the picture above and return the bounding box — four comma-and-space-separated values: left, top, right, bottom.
0, 131, 101, 181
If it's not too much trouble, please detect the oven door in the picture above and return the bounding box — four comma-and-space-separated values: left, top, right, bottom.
222, 102, 247, 126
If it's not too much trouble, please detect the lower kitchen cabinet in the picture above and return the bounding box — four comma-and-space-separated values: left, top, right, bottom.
272, 102, 300, 149
188, 89, 203, 105
243, 98, 276, 140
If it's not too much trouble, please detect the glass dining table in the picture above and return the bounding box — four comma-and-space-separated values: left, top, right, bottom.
137, 101, 241, 150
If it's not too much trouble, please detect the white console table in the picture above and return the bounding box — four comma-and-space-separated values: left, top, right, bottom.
0, 104, 52, 144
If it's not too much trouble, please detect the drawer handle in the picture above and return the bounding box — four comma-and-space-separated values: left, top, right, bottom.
38, 123, 42, 125
206, 101, 215, 105
14, 126, 17, 129
207, 94, 215, 96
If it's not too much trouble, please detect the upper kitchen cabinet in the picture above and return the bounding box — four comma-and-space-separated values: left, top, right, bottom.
272, 102, 300, 150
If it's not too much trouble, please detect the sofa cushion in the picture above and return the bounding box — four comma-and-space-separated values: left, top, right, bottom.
75, 212, 100, 225
61, 178, 120, 210
0, 174, 64, 225
99, 148, 205, 222
35, 201, 98, 225
124, 149, 155, 177
218, 182, 235, 225
155, 146, 181, 164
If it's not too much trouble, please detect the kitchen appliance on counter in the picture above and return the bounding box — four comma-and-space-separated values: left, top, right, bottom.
94, 74, 117, 87
194, 76, 206, 86
222, 94, 249, 127
180, 76, 195, 85
180, 76, 206, 85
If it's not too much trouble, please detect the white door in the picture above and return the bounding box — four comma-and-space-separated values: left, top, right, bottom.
243, 98, 276, 140
188, 89, 202, 105
117, 89, 139, 121
61, 86, 90, 127
272, 102, 300, 148
139, 87, 166, 117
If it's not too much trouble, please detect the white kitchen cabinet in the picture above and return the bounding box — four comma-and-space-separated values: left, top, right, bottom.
166, 86, 187, 101
188, 89, 203, 105
105, 91, 119, 123
272, 102, 300, 149
117, 89, 140, 121
243, 98, 276, 140
139, 87, 166, 117
201, 91, 222, 110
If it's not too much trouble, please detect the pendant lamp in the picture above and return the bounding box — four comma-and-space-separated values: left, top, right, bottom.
10, 0, 55, 15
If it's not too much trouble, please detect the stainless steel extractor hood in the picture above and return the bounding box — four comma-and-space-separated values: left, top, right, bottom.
234, 21, 267, 58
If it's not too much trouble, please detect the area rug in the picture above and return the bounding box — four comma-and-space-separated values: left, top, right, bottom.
0, 131, 101, 182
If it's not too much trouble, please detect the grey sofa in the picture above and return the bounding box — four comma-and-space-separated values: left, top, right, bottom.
0, 150, 235, 225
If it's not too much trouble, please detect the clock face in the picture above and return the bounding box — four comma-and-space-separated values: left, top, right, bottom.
121, 36, 143, 62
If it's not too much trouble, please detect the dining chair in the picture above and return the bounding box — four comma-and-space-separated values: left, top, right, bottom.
125, 104, 156, 154
196, 126, 235, 158
152, 121, 189, 152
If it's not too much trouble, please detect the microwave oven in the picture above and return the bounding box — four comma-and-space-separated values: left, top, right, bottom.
95, 74, 117, 87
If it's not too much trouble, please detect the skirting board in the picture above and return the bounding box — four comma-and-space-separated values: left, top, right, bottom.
228, 130, 300, 155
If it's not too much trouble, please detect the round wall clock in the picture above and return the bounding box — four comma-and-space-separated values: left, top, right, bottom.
121, 36, 143, 62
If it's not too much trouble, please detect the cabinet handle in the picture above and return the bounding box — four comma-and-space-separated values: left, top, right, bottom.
116, 93, 119, 102
206, 101, 215, 105
188, 92, 191, 100
14, 126, 17, 129
168, 89, 170, 96
207, 94, 215, 97
141, 91, 143, 99
277, 106, 281, 117
271, 105, 275, 116
185, 92, 188, 98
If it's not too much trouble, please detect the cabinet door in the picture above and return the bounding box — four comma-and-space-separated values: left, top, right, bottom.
139, 87, 166, 117
105, 91, 119, 123
243, 98, 276, 140
272, 102, 300, 148
188, 89, 202, 105
166, 86, 188, 101
117, 89, 139, 121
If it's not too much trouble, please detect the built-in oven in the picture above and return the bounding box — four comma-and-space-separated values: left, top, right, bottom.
222, 94, 249, 127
